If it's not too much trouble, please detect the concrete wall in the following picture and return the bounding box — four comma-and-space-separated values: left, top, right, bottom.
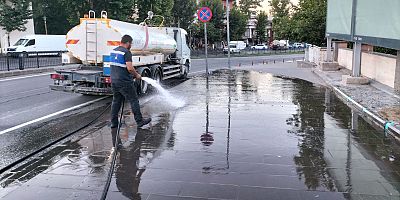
338, 48, 397, 88
338, 48, 353, 70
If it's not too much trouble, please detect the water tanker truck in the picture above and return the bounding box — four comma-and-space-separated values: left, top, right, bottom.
50, 11, 191, 95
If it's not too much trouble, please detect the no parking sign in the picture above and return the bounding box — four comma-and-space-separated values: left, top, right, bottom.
198, 7, 212, 23
198, 7, 213, 76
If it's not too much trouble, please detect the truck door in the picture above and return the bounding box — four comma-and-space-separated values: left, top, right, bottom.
172, 29, 183, 59
24, 39, 36, 52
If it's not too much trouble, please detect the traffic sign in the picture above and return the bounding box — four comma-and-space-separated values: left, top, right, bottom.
198, 7, 212, 23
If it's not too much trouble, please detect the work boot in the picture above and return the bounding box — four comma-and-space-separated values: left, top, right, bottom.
111, 127, 122, 148
137, 118, 152, 128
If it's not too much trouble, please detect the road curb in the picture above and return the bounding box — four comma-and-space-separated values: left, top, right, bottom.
311, 68, 400, 139
0, 64, 80, 79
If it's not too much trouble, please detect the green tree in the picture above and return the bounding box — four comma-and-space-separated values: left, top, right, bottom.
229, 8, 247, 41
255, 11, 268, 43
269, 0, 291, 40
32, 0, 72, 34
172, 0, 196, 30
239, 0, 262, 17
57, 0, 136, 26
0, 0, 32, 46
135, 0, 174, 26
291, 0, 326, 46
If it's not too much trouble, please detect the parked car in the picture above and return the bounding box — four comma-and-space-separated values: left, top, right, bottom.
7, 35, 67, 56
251, 44, 268, 50
293, 42, 305, 48
271, 40, 289, 50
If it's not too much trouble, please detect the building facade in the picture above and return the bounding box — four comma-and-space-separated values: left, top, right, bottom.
243, 14, 273, 45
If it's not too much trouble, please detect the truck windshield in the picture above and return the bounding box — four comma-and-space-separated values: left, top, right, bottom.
229, 45, 236, 48
14, 39, 28, 46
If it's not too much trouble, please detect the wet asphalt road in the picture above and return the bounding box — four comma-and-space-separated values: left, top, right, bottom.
0, 55, 302, 168
0, 54, 302, 132
2, 70, 400, 199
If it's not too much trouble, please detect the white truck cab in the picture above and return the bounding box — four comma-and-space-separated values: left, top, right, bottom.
7, 35, 67, 54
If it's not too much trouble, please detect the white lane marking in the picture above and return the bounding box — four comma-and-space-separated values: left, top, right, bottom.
0, 73, 52, 82
0, 96, 109, 135
286, 60, 294, 63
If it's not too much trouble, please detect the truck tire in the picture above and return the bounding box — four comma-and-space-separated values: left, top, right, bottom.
135, 68, 150, 95
139, 70, 150, 94
153, 68, 162, 84
181, 62, 189, 79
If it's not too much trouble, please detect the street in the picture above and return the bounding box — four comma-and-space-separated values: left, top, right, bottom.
0, 0, 399, 199
1, 65, 400, 199
0, 55, 302, 168
0, 54, 302, 132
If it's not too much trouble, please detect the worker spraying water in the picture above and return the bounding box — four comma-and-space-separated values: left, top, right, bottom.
141, 77, 185, 108
109, 35, 151, 148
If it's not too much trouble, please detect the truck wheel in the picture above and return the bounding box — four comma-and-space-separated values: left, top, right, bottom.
138, 70, 150, 94
181, 62, 189, 79
153, 69, 162, 84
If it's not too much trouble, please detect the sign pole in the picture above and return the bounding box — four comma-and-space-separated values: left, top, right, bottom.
204, 23, 209, 77
226, 0, 231, 69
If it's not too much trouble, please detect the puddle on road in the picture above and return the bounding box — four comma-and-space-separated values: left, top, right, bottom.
109, 70, 400, 199
2, 69, 400, 200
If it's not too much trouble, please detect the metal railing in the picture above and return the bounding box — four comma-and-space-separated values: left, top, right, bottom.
0, 51, 66, 71
191, 47, 306, 58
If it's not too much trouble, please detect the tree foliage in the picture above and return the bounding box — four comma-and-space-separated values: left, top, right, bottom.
269, 0, 327, 46
239, 0, 262, 17
269, 0, 291, 40
0, 0, 32, 33
32, 0, 71, 34
229, 8, 247, 41
0, 0, 32, 45
136, 0, 174, 25
255, 11, 268, 43
172, 0, 197, 30
291, 0, 327, 46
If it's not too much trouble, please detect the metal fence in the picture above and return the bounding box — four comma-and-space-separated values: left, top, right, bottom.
191, 48, 306, 58
0, 51, 65, 71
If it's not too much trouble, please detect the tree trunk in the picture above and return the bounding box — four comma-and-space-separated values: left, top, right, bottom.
7, 33, 10, 47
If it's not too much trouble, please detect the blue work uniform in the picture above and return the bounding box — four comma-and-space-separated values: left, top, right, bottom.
110, 46, 143, 128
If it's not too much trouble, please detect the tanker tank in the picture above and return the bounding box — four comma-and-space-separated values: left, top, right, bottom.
66, 16, 177, 64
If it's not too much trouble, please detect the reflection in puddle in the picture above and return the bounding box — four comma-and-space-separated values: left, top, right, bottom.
112, 70, 400, 199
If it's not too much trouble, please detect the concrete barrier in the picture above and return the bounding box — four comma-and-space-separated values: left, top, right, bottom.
338, 48, 397, 88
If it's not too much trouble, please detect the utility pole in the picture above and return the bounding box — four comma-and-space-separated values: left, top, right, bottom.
226, 0, 231, 69
43, 16, 48, 35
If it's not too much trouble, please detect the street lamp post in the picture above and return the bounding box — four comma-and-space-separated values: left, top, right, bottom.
43, 16, 48, 35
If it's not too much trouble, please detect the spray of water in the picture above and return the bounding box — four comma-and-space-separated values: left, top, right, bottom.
142, 77, 185, 108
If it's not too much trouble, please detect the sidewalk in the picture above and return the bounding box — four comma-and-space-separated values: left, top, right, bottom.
2, 69, 400, 199
310, 66, 400, 136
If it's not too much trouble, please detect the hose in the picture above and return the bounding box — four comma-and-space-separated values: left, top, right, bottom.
100, 99, 125, 200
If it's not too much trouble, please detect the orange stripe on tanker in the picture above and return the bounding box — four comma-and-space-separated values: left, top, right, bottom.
66, 39, 79, 44
107, 41, 121, 46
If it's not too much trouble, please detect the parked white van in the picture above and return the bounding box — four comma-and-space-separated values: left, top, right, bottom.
7, 35, 67, 55
224, 41, 246, 53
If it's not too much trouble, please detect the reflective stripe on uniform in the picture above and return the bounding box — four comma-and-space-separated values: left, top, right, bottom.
110, 50, 126, 67
110, 62, 126, 68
